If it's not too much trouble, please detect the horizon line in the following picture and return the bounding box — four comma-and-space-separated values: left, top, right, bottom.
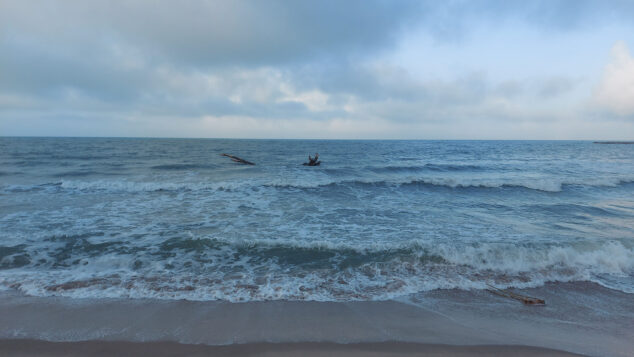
1, 136, 631, 142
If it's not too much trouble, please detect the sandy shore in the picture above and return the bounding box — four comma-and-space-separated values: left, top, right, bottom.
0, 282, 631, 357
0, 340, 584, 357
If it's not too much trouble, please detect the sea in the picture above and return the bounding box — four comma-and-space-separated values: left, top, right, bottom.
1, 138, 633, 302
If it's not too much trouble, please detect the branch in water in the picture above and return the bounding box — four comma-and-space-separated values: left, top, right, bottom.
221, 153, 255, 165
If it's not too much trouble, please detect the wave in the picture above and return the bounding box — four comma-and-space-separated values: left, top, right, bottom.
150, 164, 218, 171
49, 170, 103, 178
0, 180, 251, 193
149, 236, 634, 277
268, 176, 634, 192
2, 175, 633, 194
529, 203, 632, 218
2, 238, 632, 301
367, 163, 487, 174
9, 153, 112, 161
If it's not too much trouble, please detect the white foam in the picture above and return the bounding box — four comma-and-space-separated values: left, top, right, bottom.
436, 240, 634, 276
1, 239, 632, 302
59, 179, 249, 192
4, 172, 633, 195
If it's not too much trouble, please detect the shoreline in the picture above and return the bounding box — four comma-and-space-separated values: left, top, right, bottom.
0, 340, 585, 357
1, 282, 632, 356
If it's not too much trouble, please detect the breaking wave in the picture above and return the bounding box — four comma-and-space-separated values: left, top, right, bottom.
1, 237, 632, 301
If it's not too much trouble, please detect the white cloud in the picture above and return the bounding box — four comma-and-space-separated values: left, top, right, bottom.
593, 41, 634, 117
278, 89, 334, 112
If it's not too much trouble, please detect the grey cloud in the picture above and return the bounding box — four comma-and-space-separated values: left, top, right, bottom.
538, 77, 578, 98
493, 81, 525, 98
1, 0, 421, 68
0, 0, 421, 120
290, 64, 582, 124
1, 0, 632, 138
0, 39, 153, 104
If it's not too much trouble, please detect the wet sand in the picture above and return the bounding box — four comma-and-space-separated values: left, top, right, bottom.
0, 340, 584, 357
0, 282, 632, 357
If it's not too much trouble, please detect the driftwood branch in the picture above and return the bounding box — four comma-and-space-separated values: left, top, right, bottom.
221, 153, 255, 165
486, 284, 545, 305
303, 153, 321, 166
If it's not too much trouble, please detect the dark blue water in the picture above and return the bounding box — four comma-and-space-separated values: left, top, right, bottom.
1, 138, 633, 301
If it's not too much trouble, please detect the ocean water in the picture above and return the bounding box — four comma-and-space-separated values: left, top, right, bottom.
0, 138, 633, 302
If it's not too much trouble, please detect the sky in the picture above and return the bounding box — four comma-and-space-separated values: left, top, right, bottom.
1, 0, 634, 139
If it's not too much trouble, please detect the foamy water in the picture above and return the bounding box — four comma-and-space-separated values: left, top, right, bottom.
1, 138, 633, 301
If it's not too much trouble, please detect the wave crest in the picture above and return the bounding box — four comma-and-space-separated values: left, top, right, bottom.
3, 171, 633, 194
2, 238, 632, 301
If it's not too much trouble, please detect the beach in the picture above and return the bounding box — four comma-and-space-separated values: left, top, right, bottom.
1, 282, 632, 356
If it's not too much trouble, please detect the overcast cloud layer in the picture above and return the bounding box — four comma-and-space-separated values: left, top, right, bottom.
1, 0, 634, 139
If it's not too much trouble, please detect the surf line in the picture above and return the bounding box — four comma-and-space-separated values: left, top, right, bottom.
486, 284, 546, 305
